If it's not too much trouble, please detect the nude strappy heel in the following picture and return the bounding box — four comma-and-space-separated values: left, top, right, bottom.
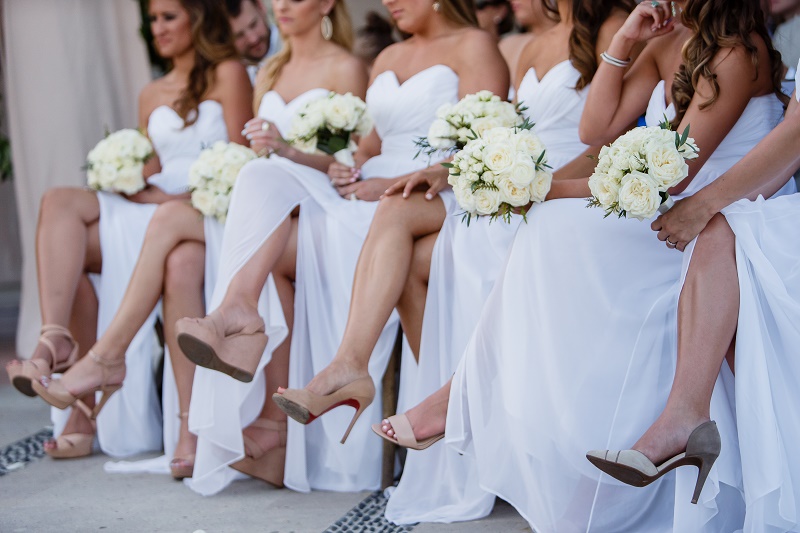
32, 349, 124, 418
231, 418, 287, 488
586, 420, 721, 504
170, 412, 195, 480
272, 376, 375, 444
6, 325, 78, 397
44, 399, 95, 459
371, 413, 444, 450
176, 311, 267, 383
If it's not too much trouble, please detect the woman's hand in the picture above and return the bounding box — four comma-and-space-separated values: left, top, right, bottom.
336, 177, 396, 202
616, 1, 677, 44
243, 118, 291, 158
383, 166, 451, 200
328, 161, 361, 187
651, 195, 716, 252
124, 186, 188, 205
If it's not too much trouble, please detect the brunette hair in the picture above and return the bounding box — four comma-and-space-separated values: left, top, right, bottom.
224, 0, 258, 18
543, 0, 635, 90
173, 0, 240, 126
254, 0, 353, 109
671, 0, 784, 123
439, 0, 480, 28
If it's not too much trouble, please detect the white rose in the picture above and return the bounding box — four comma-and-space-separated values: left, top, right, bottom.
514, 130, 546, 159
481, 127, 513, 145
453, 180, 477, 213
113, 164, 146, 194
471, 116, 502, 137
588, 172, 619, 208
473, 186, 502, 215
497, 176, 531, 207
646, 142, 689, 189
529, 170, 552, 204
483, 143, 514, 174
325, 97, 358, 131
428, 118, 457, 150
607, 145, 633, 172
617, 171, 661, 220
507, 153, 536, 188
191, 189, 216, 217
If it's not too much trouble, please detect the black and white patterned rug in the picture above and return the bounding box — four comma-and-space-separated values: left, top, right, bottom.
325, 490, 415, 533
0, 427, 53, 476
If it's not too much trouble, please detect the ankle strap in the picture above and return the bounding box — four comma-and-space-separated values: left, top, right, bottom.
40, 324, 74, 341
178, 412, 189, 419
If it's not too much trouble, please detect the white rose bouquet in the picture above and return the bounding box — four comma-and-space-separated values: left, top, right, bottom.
587, 123, 699, 220
445, 125, 551, 224
86, 129, 153, 194
415, 90, 526, 159
188, 141, 257, 223
285, 92, 372, 167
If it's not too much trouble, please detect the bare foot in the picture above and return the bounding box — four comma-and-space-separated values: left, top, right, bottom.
632, 411, 711, 465
381, 382, 449, 442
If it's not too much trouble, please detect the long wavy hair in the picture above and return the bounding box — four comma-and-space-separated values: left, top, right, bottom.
173, 0, 239, 126
543, 0, 635, 90
672, 0, 784, 123
439, 0, 479, 28
254, 0, 353, 110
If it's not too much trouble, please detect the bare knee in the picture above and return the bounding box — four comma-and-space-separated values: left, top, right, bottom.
164, 242, 205, 294
146, 200, 193, 242
701, 214, 735, 256
40, 187, 97, 220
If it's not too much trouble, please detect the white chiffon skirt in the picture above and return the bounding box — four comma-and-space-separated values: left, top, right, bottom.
187, 154, 408, 494
722, 193, 800, 532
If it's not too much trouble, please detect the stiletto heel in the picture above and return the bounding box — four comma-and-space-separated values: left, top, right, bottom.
231, 418, 287, 487
370, 413, 444, 450
31, 350, 124, 419
176, 311, 267, 383
6, 325, 78, 397
272, 376, 375, 444
586, 420, 721, 504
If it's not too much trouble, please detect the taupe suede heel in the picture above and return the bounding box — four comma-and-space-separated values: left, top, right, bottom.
371, 414, 444, 450
231, 418, 287, 488
586, 420, 721, 504
6, 325, 78, 397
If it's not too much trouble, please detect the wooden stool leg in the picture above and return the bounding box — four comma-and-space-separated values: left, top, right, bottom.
380, 326, 403, 489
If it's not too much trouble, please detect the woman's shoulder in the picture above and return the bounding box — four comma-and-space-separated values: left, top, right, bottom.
213, 59, 249, 82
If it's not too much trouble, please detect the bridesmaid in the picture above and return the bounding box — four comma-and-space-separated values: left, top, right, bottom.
178, 0, 507, 493
7, 0, 250, 459
589, 71, 800, 531
444, 0, 791, 530
379, 0, 634, 525
33, 0, 363, 482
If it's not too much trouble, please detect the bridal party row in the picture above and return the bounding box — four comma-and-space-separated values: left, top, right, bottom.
9, 0, 800, 530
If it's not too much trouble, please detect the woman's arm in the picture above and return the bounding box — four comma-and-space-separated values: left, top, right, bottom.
214, 60, 254, 145
652, 94, 800, 249
453, 29, 510, 98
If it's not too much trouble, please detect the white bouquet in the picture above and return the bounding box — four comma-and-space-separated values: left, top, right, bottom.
446, 125, 551, 224
415, 90, 526, 158
285, 92, 372, 166
587, 124, 699, 220
188, 141, 257, 223
86, 129, 153, 194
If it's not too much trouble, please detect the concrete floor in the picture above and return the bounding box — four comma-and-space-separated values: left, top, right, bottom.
0, 339, 530, 533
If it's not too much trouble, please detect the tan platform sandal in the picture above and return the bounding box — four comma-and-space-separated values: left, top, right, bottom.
6, 325, 78, 397
231, 418, 287, 488
44, 400, 95, 459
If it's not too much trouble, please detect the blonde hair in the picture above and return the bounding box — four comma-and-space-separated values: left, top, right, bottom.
253, 0, 353, 112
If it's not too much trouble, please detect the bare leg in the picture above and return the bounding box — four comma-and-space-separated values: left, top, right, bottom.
397, 232, 438, 359
53, 200, 205, 397
43, 273, 98, 453
30, 188, 100, 367
303, 193, 445, 396
632, 214, 739, 464
243, 217, 297, 452
162, 241, 206, 460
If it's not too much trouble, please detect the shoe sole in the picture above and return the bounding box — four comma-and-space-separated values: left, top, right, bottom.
272, 394, 311, 425
11, 376, 37, 397
586, 455, 650, 487
177, 333, 254, 383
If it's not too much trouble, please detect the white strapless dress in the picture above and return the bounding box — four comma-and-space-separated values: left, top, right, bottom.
187, 65, 460, 495
448, 82, 795, 532
53, 101, 228, 458
385, 60, 590, 525
715, 83, 800, 532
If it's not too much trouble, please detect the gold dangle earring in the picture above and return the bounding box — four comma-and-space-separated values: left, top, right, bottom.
321, 14, 333, 40
432, 1, 441, 12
